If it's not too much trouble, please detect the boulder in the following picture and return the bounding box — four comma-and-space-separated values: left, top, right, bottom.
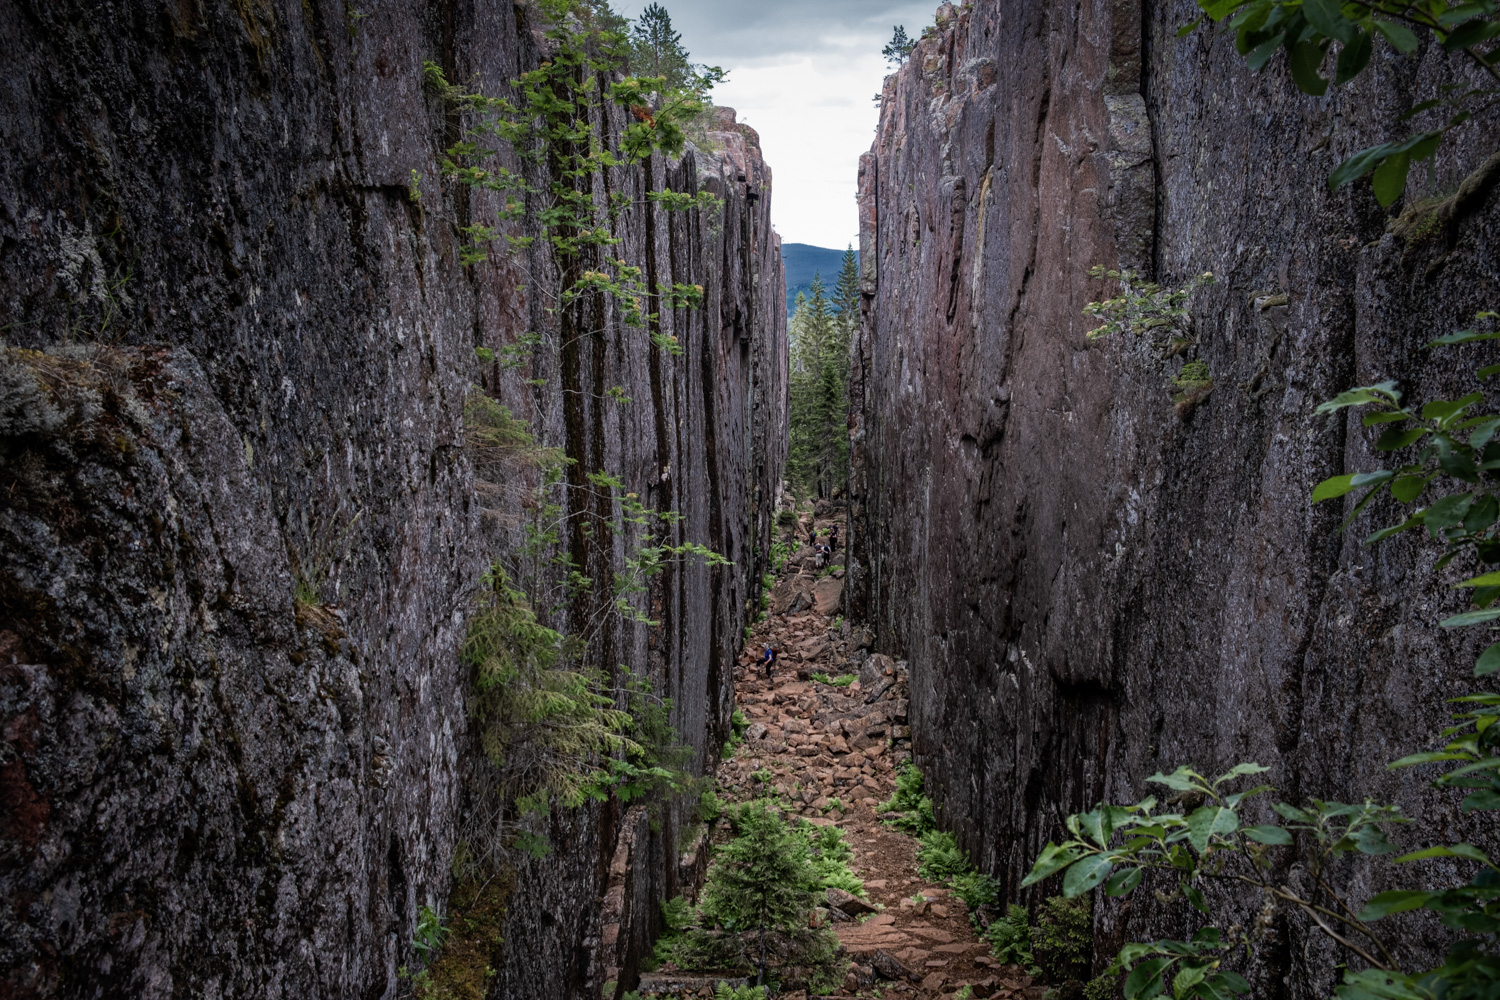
812, 575, 844, 615
827, 886, 879, 916
871, 949, 922, 983
859, 653, 894, 689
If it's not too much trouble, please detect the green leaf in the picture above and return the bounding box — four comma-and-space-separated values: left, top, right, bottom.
1245, 32, 1287, 71
1429, 329, 1500, 347
1426, 493, 1474, 531
1184, 884, 1210, 914
1174, 963, 1209, 996
1301, 0, 1355, 42
1352, 824, 1398, 856
1462, 789, 1500, 811
1465, 495, 1500, 534
1396, 843, 1494, 865
1214, 971, 1252, 995
1423, 393, 1484, 424
1063, 854, 1114, 897
1335, 28, 1373, 83
1022, 842, 1081, 887
1080, 807, 1117, 848
1330, 144, 1393, 190
1313, 474, 1357, 502
1468, 418, 1500, 448
1443, 17, 1500, 51
1126, 956, 1174, 999
1288, 40, 1329, 95
1389, 751, 1472, 768
1365, 514, 1424, 545
1331, 133, 1440, 192
1197, 0, 1244, 21
1455, 572, 1500, 589
1214, 762, 1270, 783
1372, 151, 1411, 206
1390, 475, 1428, 503
1477, 642, 1500, 677
1358, 890, 1433, 920
1273, 801, 1313, 823
1186, 805, 1238, 853
1372, 19, 1419, 53
1376, 427, 1427, 451
1148, 767, 1207, 793
1478, 364, 1500, 380
1441, 609, 1500, 628
1317, 382, 1401, 413
1178, 17, 1204, 37
1106, 867, 1144, 897
1242, 824, 1292, 845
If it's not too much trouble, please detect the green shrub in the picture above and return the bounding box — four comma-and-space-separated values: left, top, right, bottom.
876, 762, 936, 836
1084, 974, 1117, 1000
950, 868, 1001, 912
810, 672, 856, 687
915, 829, 971, 883
801, 822, 865, 897
698, 787, 724, 824
715, 985, 767, 1000
984, 903, 1037, 970
661, 895, 694, 931
660, 802, 841, 985
1031, 895, 1092, 983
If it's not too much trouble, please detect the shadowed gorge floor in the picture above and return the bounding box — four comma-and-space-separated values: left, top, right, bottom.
637, 512, 1045, 999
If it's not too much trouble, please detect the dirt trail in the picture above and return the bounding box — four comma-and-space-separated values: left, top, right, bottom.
708, 511, 1041, 1000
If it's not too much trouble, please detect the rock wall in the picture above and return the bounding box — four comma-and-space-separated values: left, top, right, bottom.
0, 3, 784, 999
848, 1, 1500, 993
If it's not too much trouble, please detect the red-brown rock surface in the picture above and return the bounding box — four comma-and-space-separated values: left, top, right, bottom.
847, 1, 1500, 993
0, 5, 784, 999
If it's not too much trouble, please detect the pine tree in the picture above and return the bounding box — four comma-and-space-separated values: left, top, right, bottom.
697, 803, 831, 986
631, 3, 692, 90
833, 244, 860, 340
883, 25, 915, 67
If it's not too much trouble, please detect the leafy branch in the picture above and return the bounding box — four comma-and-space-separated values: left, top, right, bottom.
1185, 0, 1500, 206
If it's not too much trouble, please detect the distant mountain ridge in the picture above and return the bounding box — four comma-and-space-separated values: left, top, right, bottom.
783, 243, 855, 316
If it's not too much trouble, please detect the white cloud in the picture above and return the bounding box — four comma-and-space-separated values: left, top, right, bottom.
616, 0, 941, 248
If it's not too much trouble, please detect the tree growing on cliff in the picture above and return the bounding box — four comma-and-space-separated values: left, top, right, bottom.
631, 3, 693, 90
883, 25, 915, 67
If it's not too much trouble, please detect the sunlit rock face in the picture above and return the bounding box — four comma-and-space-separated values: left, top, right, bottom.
848, 1, 1500, 992
0, 3, 784, 998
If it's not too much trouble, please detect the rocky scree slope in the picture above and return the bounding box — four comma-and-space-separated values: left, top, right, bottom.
647, 513, 1041, 999
0, 3, 785, 999
847, 0, 1500, 994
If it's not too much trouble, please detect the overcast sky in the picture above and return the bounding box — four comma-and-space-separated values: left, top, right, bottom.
616, 1, 942, 249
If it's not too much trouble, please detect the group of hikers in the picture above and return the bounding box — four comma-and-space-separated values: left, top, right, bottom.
760, 516, 842, 679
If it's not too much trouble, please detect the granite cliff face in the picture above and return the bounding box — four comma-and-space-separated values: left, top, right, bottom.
0, 3, 784, 998
849, 1, 1500, 992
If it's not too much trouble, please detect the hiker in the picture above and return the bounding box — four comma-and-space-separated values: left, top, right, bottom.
828, 524, 839, 553
814, 545, 829, 570
806, 522, 818, 547
761, 646, 777, 679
